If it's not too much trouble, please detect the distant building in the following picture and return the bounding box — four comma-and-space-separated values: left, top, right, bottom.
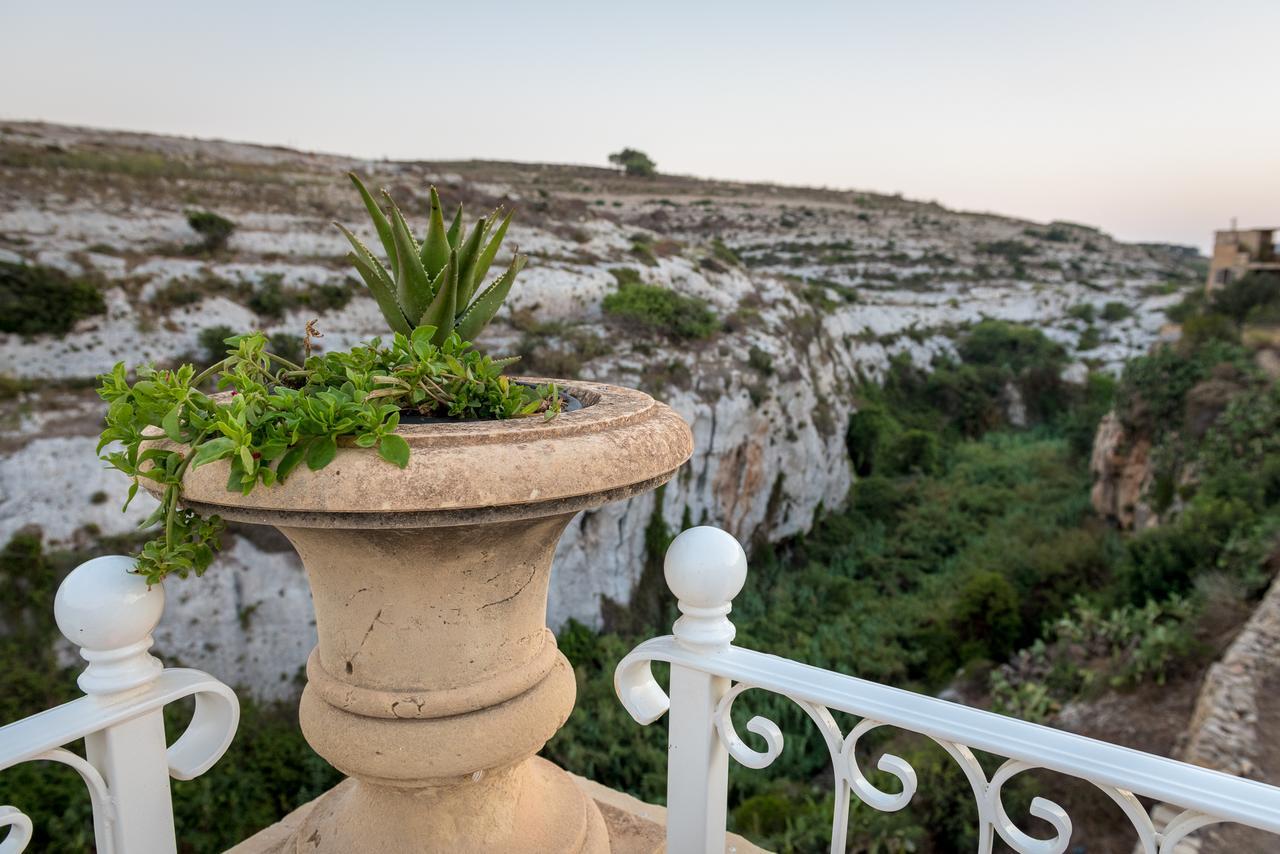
1206, 226, 1280, 293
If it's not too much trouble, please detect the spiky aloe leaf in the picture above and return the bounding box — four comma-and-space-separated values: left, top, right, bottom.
420, 187, 450, 278
471, 209, 513, 287
345, 250, 412, 335
347, 173, 397, 268
455, 253, 525, 341
446, 203, 464, 248
383, 192, 433, 321
334, 223, 411, 334
419, 249, 459, 345
455, 216, 488, 308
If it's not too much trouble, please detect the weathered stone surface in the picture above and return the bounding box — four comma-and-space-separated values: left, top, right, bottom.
1089, 412, 1158, 531
227, 771, 768, 854
1182, 574, 1280, 778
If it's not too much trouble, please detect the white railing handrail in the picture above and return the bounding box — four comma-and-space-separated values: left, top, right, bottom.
0, 556, 240, 854
615, 526, 1280, 854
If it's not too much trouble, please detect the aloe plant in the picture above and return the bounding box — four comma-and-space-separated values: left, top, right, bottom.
336, 174, 525, 344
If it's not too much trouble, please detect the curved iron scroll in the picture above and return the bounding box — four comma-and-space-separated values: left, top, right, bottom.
616, 638, 1266, 854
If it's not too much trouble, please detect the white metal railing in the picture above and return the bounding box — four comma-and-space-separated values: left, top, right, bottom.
615, 526, 1280, 854
0, 556, 239, 854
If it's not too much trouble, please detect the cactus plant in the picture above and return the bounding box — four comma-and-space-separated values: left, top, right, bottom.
336, 173, 525, 344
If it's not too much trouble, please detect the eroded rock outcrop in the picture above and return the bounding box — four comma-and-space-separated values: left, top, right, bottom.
1089, 412, 1158, 531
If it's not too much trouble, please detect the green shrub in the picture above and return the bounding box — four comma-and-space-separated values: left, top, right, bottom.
248, 275, 287, 319
602, 282, 718, 340
1067, 303, 1096, 323
1100, 301, 1132, 322
846, 404, 894, 476
1119, 495, 1249, 603
185, 210, 236, 254
607, 148, 657, 177
1212, 271, 1280, 325
0, 261, 105, 336
630, 239, 659, 267
1181, 312, 1238, 348
1166, 287, 1207, 323
746, 345, 773, 375
302, 281, 356, 313
958, 320, 1064, 373
198, 325, 237, 365
1077, 326, 1102, 351
710, 238, 740, 266
268, 332, 305, 365
884, 428, 941, 475
1114, 339, 1246, 436
976, 239, 1036, 262
952, 571, 1022, 661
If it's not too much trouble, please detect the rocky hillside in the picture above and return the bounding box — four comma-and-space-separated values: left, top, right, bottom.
0, 121, 1203, 698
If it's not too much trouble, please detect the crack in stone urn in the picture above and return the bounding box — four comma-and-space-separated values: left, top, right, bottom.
173, 380, 693, 852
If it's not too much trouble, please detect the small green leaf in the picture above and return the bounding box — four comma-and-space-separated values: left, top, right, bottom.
191, 436, 237, 468
378, 434, 411, 468
411, 325, 438, 359
276, 443, 308, 481
162, 405, 183, 442
420, 186, 451, 278
306, 435, 338, 471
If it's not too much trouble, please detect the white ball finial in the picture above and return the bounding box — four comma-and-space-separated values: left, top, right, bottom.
54, 555, 165, 695
664, 526, 748, 651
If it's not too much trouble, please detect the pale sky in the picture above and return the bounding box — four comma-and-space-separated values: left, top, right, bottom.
3, 1, 1277, 252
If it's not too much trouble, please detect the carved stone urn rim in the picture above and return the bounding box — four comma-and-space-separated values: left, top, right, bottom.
169, 378, 693, 529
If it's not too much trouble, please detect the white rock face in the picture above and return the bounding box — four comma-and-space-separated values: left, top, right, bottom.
0, 121, 1202, 698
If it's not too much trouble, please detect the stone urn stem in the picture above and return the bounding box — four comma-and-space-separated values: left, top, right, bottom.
172, 381, 692, 852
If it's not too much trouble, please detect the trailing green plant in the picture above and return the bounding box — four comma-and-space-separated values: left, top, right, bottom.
98, 328, 560, 583
337, 174, 523, 345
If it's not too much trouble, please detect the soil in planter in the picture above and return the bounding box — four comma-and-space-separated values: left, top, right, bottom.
398, 384, 585, 425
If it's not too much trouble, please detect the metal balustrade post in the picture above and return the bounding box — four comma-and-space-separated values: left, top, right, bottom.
0, 555, 239, 853
661, 527, 748, 854
53, 556, 177, 854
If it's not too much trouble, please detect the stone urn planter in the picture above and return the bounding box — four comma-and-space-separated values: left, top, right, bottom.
171, 379, 692, 852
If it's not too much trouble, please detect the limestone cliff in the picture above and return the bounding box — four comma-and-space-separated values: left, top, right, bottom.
0, 121, 1200, 698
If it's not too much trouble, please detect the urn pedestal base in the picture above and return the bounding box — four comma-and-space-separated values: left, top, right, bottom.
285, 758, 609, 853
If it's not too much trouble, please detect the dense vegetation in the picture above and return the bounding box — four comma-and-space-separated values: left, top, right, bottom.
602, 267, 719, 339
0, 261, 105, 335
2, 280, 1277, 849
547, 309, 1280, 850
